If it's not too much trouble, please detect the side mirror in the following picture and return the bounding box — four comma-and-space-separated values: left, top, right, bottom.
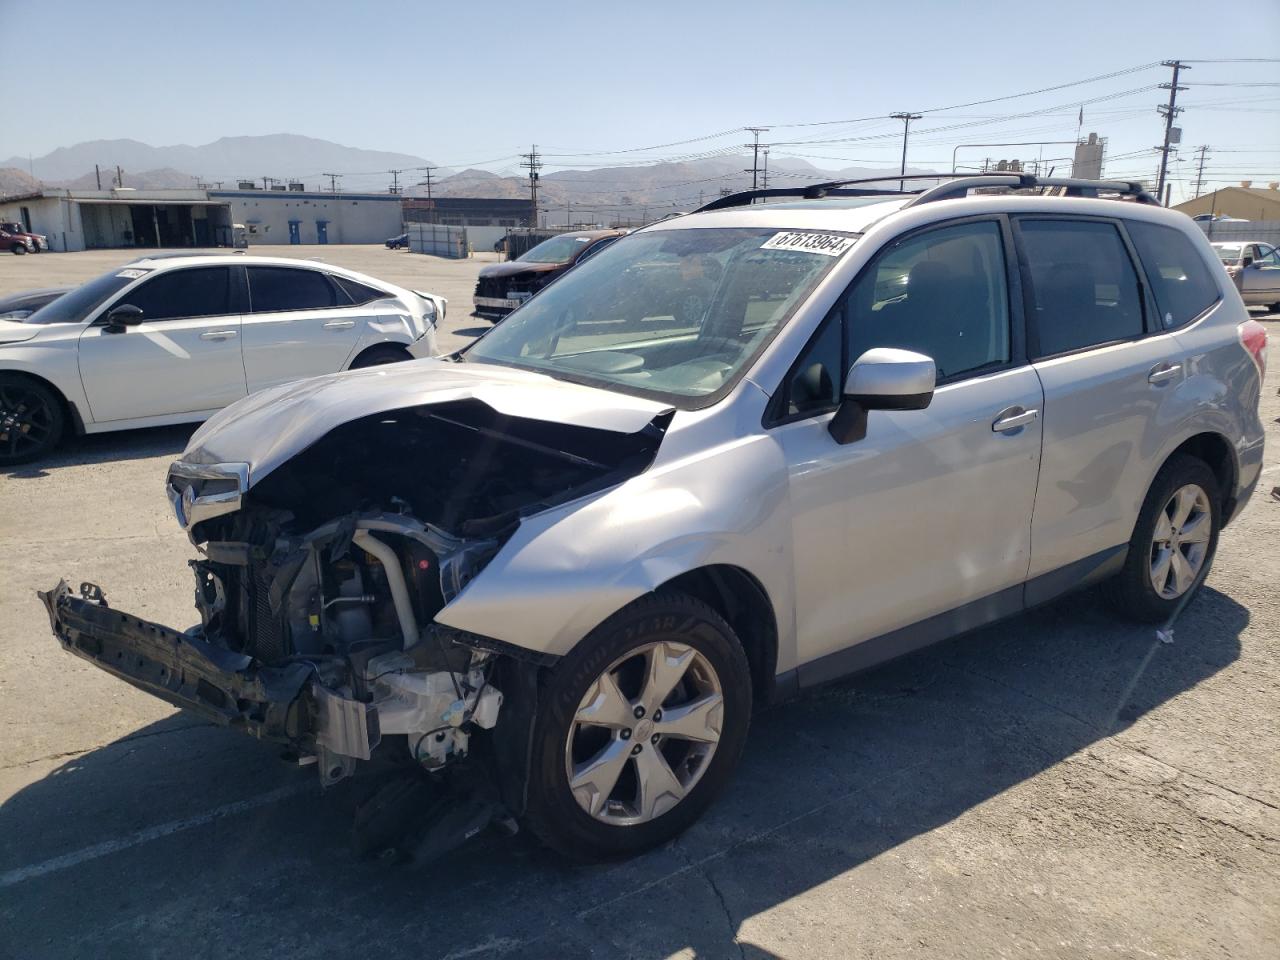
1241, 256, 1254, 268
103, 303, 144, 332
829, 348, 936, 445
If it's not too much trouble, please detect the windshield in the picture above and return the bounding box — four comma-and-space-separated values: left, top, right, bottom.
23, 269, 145, 324
466, 227, 853, 405
518, 234, 597, 264
1211, 243, 1244, 264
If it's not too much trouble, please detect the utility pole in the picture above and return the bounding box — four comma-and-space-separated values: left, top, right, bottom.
416, 166, 437, 199
388, 169, 402, 194
95, 164, 102, 189
323, 173, 341, 193
1155, 60, 1189, 203
115, 165, 123, 188
520, 145, 542, 229
761, 146, 770, 190
263, 176, 279, 190
743, 127, 769, 193
1192, 145, 1210, 199
891, 112, 923, 192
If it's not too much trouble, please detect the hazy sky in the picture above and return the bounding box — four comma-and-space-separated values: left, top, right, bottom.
4, 0, 1278, 201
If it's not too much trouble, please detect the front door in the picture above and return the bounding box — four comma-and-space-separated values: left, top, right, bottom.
77, 265, 247, 423
288, 220, 301, 245
316, 220, 329, 244
1241, 244, 1280, 305
773, 218, 1044, 673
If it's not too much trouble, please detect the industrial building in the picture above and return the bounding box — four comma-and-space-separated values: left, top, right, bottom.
0, 188, 234, 251
1174, 183, 1280, 222
403, 197, 531, 251
209, 188, 404, 244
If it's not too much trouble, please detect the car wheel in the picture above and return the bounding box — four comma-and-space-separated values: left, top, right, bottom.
0, 375, 65, 465
525, 591, 752, 860
1104, 454, 1220, 623
350, 344, 411, 368
10, 243, 25, 255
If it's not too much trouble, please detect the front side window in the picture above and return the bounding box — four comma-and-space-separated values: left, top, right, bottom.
119, 267, 232, 321
1212, 243, 1244, 265
247, 267, 340, 313
465, 227, 850, 405
1126, 221, 1221, 329
844, 220, 1011, 381
1019, 219, 1143, 357
24, 270, 142, 324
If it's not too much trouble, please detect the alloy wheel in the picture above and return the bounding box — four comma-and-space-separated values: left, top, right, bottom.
0, 384, 56, 461
1149, 483, 1212, 599
565, 640, 724, 826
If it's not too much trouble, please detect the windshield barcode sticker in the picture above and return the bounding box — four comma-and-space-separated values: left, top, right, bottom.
760, 232, 856, 257
115, 268, 149, 279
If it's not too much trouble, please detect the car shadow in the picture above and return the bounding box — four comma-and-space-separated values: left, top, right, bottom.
1, 424, 197, 478
0, 585, 1247, 959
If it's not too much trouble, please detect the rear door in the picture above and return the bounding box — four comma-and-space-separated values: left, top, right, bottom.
241, 266, 370, 392
76, 265, 247, 423
1015, 216, 1184, 584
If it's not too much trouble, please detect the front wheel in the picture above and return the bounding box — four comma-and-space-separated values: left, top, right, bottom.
10, 243, 26, 255
1104, 454, 1221, 623
0, 375, 65, 465
525, 591, 753, 859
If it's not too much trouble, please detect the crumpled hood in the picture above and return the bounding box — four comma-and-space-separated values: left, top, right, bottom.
478, 260, 562, 280
183, 358, 672, 484
0, 320, 40, 345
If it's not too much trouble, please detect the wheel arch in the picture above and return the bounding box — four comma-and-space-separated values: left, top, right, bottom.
1163, 431, 1238, 524
346, 340, 412, 369
0, 367, 86, 435
659, 564, 780, 707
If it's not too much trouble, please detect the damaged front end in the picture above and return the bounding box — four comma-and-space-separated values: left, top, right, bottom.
41, 382, 671, 858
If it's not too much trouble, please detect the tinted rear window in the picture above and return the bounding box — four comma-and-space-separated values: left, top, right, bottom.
247, 267, 340, 312
332, 275, 389, 305
1127, 222, 1221, 329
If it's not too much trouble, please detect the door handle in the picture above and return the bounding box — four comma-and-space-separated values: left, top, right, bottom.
1148, 361, 1182, 384
199, 330, 237, 340
322, 319, 357, 330
992, 406, 1038, 433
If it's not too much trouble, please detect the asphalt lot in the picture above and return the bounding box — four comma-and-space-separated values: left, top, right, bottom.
1, 245, 1278, 960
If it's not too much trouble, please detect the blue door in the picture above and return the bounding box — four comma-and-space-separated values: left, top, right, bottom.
316, 220, 329, 244
287, 220, 301, 245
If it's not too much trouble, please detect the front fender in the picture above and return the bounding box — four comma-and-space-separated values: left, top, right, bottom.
434, 431, 797, 667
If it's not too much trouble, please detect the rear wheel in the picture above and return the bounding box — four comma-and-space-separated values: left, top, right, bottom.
0, 375, 65, 465
10, 243, 25, 255
525, 591, 752, 859
1104, 454, 1220, 623
350, 344, 411, 368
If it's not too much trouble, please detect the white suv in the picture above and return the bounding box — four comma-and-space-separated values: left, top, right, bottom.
42, 175, 1267, 861
0, 254, 444, 463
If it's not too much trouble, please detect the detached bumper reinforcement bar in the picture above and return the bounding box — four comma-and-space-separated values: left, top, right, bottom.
38, 580, 312, 742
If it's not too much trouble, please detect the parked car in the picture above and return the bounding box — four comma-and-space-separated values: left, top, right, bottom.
1, 223, 33, 254
0, 287, 72, 320
1211, 241, 1280, 311
0, 220, 47, 252
40, 175, 1266, 864
472, 229, 627, 322
0, 254, 445, 464
385, 233, 410, 249
1192, 214, 1247, 223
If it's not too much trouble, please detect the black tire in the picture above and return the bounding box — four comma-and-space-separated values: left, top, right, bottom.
10, 243, 26, 255
350, 344, 411, 369
1104, 454, 1221, 623
0, 374, 66, 465
525, 591, 753, 860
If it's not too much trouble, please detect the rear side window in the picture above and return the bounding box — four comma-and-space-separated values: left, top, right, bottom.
1126, 221, 1220, 329
332, 275, 389, 305
122, 267, 232, 321
1019, 220, 1143, 357
247, 267, 340, 313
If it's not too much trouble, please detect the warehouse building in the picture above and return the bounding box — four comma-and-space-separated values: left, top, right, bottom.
1174, 183, 1280, 222
209, 188, 403, 244
403, 197, 531, 251
0, 188, 234, 251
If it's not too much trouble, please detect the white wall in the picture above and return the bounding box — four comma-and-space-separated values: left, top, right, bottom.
0, 197, 83, 251
215, 192, 403, 245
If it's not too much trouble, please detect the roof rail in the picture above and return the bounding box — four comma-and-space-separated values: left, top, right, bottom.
693, 172, 1159, 213
904, 174, 1159, 206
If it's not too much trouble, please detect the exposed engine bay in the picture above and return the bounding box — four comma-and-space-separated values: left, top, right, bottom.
41, 396, 670, 860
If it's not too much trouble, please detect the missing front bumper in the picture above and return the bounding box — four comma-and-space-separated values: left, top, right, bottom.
38, 579, 314, 743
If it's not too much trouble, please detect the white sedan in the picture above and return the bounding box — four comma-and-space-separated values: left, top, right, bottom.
0, 254, 444, 464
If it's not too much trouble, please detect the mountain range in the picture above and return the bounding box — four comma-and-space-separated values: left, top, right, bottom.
3, 135, 934, 209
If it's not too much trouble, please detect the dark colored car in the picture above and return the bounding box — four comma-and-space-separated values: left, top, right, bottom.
0, 286, 72, 319
385, 233, 410, 249
0, 221, 47, 253
472, 229, 627, 322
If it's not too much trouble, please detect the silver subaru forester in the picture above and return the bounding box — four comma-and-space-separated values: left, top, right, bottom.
42, 174, 1268, 861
